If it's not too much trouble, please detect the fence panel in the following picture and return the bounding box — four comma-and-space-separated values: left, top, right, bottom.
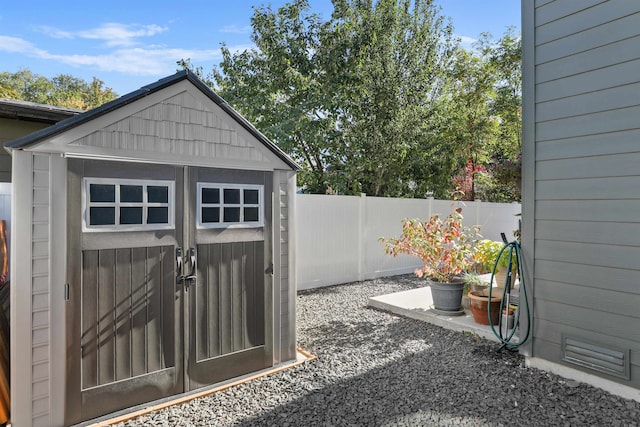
296, 194, 361, 290
296, 194, 521, 291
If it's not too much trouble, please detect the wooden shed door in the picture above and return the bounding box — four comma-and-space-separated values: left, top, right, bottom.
184, 167, 273, 390
65, 162, 272, 424
65, 160, 184, 425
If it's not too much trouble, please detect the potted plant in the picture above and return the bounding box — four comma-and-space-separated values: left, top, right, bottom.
382, 208, 479, 313
473, 239, 516, 288
462, 272, 489, 309
494, 245, 517, 289
472, 239, 503, 274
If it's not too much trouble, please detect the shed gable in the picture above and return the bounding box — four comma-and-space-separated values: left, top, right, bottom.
69, 90, 271, 164
15, 75, 296, 171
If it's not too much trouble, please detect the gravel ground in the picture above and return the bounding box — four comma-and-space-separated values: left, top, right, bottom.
117, 275, 640, 426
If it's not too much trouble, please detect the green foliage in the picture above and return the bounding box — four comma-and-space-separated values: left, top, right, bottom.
185, 0, 458, 196
181, 3, 521, 200
446, 29, 522, 202
0, 69, 118, 110
472, 239, 516, 273
381, 208, 480, 282
472, 239, 503, 273
324, 0, 459, 197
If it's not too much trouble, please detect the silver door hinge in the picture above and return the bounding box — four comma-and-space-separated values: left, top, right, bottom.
64, 283, 70, 301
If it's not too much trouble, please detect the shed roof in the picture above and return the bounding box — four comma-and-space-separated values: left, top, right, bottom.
0, 98, 81, 124
6, 70, 300, 170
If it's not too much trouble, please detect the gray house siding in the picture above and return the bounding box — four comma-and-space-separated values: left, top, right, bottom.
525, 0, 640, 387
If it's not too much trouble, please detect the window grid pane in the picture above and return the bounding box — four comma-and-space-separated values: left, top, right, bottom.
198, 183, 263, 228
85, 179, 173, 231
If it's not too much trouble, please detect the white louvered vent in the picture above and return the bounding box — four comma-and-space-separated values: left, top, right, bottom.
562, 336, 630, 380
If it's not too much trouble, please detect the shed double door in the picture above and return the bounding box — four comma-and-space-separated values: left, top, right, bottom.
65, 161, 273, 425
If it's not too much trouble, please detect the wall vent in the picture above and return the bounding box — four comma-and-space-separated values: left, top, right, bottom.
562, 335, 630, 380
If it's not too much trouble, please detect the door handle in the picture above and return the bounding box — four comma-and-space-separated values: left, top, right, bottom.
185, 247, 197, 281
176, 247, 185, 281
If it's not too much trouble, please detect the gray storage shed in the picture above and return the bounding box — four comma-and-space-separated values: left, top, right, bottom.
522, 0, 640, 401
7, 70, 299, 426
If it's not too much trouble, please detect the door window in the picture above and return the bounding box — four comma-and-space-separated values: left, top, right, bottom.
197, 183, 263, 228
83, 178, 174, 231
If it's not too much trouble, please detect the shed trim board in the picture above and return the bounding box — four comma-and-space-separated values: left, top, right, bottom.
8, 72, 298, 426
520, 0, 536, 358
525, 0, 640, 394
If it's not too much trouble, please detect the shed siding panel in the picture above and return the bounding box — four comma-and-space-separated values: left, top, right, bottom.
70, 89, 277, 168
273, 171, 296, 363
529, 0, 640, 387
31, 154, 51, 425
279, 172, 292, 361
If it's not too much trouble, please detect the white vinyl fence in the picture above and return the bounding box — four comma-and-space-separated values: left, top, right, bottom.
296, 194, 521, 290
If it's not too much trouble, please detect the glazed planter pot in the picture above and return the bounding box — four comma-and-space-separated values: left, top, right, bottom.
468, 290, 503, 325
494, 268, 517, 289
500, 308, 515, 337
429, 279, 465, 312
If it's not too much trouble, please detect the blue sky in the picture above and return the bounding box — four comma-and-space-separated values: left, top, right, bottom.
0, 0, 520, 96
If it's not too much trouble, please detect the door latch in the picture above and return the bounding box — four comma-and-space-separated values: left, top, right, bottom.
176, 247, 185, 281
184, 247, 197, 281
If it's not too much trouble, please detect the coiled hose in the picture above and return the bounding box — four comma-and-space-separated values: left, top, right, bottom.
487, 237, 531, 351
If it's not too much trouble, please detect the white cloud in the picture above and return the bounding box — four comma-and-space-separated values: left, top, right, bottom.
0, 35, 48, 55
458, 35, 478, 45
35, 25, 74, 39
35, 23, 168, 47
219, 25, 252, 35
0, 34, 224, 75
46, 47, 222, 75
78, 23, 168, 47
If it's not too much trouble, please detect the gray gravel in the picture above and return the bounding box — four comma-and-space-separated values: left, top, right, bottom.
117, 275, 640, 426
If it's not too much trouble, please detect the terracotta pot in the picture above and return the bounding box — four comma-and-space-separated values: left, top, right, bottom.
468, 290, 502, 325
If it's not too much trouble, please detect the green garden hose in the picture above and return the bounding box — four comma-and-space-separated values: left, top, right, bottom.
487, 237, 531, 351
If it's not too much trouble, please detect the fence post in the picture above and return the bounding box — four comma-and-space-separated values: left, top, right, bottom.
427, 196, 433, 219
358, 193, 366, 281
475, 199, 482, 227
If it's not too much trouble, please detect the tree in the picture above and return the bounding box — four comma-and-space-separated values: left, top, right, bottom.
446, 46, 499, 201
189, 0, 458, 196
189, 1, 337, 194
446, 30, 522, 202
0, 69, 118, 110
479, 29, 522, 202
325, 0, 458, 197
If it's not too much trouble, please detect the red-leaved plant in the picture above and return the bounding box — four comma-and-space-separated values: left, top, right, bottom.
381, 208, 480, 283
